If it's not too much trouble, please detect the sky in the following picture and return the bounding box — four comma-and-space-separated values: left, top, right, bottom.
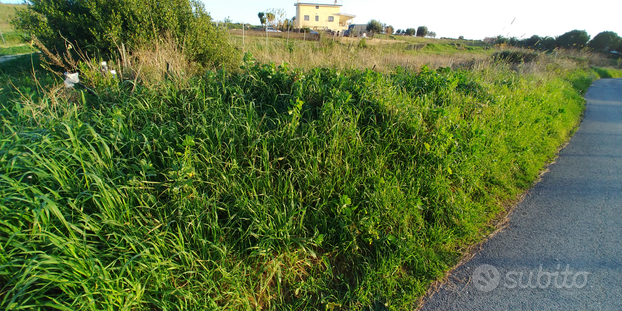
3, 0, 621, 40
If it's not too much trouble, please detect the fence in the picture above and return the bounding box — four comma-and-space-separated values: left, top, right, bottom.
229, 29, 320, 41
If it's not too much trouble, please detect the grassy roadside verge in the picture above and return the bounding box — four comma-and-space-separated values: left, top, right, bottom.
0, 51, 614, 309
0, 45, 38, 57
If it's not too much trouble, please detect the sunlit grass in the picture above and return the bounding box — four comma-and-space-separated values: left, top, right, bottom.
0, 40, 611, 310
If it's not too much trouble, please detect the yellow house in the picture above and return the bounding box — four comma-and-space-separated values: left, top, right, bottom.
294, 1, 355, 32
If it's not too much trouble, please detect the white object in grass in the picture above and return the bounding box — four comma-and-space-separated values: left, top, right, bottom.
64, 72, 80, 88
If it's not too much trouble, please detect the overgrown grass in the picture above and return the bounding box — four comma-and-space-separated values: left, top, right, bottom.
0, 46, 593, 309
0, 31, 29, 46
232, 35, 493, 72
591, 66, 622, 79
0, 3, 26, 32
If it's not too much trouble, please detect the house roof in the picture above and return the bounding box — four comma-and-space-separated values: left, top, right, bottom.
294, 2, 342, 7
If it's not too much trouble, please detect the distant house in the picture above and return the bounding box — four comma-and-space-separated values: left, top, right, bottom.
294, 1, 355, 32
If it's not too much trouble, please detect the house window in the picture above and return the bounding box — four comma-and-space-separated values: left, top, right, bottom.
315, 15, 319, 22
304, 15, 309, 21
328, 16, 334, 22
315, 6, 319, 9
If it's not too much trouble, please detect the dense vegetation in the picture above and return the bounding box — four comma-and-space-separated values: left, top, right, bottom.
10, 0, 237, 69
2, 2, 622, 310
494, 30, 622, 54
2, 47, 616, 309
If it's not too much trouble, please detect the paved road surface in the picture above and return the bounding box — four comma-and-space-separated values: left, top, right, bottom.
421, 79, 622, 311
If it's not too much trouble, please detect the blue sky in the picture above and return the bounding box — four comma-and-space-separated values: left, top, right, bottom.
3, 0, 621, 40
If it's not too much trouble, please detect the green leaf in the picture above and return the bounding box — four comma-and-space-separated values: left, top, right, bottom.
326, 302, 342, 311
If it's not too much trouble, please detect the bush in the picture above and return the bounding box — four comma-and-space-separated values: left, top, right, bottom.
493, 50, 539, 64
11, 0, 238, 69
358, 38, 368, 48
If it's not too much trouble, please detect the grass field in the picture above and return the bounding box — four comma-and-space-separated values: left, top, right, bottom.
1, 3, 29, 53
2, 7, 622, 308
4, 38, 619, 309
229, 35, 494, 73
0, 3, 25, 32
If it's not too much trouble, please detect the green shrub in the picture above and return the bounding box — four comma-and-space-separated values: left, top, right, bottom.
358, 37, 368, 48
11, 0, 238, 69
493, 50, 539, 64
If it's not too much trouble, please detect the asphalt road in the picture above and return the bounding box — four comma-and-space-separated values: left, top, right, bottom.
421, 79, 622, 311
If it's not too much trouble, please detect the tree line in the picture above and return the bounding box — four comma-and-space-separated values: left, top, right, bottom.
487, 30, 622, 53
366, 20, 436, 38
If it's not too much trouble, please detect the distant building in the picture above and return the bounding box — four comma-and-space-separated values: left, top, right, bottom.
294, 1, 355, 32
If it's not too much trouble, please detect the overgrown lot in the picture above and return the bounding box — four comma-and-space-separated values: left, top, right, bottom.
0, 50, 605, 310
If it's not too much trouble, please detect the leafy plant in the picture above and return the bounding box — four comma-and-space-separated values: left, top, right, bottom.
11, 0, 238, 69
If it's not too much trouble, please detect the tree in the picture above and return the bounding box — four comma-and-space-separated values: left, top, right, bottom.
385, 25, 394, 35
427, 31, 436, 38
556, 30, 590, 49
366, 19, 383, 36
258, 12, 266, 29
405, 28, 416, 36
416, 26, 428, 37
287, 17, 296, 31
12, 0, 237, 69
458, 35, 465, 40
396, 29, 403, 35
495, 35, 508, 45
265, 12, 275, 28
588, 31, 622, 52
266, 8, 286, 30
524, 35, 541, 49
541, 36, 556, 51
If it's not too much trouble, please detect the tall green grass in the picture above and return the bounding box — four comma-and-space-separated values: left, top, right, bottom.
0, 52, 588, 310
